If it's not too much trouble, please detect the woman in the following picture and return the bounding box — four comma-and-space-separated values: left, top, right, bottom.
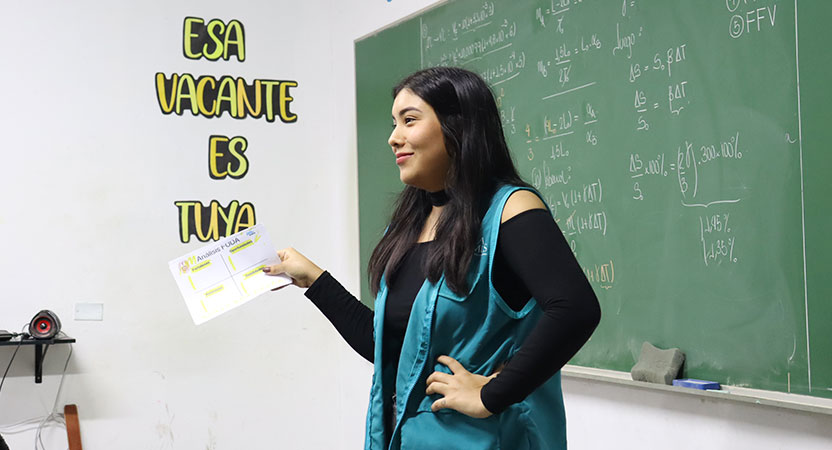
264, 67, 600, 449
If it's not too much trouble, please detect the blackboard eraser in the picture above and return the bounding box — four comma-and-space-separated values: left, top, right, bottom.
672, 378, 721, 390
630, 342, 685, 385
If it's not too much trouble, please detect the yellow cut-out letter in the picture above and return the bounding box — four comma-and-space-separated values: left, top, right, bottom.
209, 136, 229, 179
183, 17, 204, 59
279, 81, 298, 123
224, 20, 245, 62
156, 73, 178, 114
234, 203, 256, 234
218, 200, 240, 237
174, 201, 195, 243
237, 78, 262, 118
227, 137, 249, 178
204, 19, 225, 60
175, 73, 198, 115
216, 76, 237, 118
196, 76, 218, 116
261, 81, 280, 122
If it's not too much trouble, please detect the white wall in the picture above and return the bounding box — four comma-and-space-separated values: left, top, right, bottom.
563, 377, 832, 449
0, 1, 829, 449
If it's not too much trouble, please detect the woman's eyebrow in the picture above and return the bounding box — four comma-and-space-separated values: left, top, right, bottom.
395, 106, 422, 117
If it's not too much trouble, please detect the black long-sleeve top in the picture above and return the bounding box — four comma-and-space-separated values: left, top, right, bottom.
304, 209, 600, 414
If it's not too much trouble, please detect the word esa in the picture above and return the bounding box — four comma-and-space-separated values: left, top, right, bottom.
183, 17, 245, 61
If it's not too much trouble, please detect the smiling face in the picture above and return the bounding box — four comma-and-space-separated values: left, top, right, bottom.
389, 89, 451, 192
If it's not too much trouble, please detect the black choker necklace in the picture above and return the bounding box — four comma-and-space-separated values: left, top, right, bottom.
428, 190, 450, 206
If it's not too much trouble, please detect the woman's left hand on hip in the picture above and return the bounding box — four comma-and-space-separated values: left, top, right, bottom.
426, 355, 496, 419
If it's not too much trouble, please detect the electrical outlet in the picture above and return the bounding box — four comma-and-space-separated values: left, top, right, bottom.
74, 303, 104, 321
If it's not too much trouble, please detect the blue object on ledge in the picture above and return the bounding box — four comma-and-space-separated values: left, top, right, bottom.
673, 378, 722, 390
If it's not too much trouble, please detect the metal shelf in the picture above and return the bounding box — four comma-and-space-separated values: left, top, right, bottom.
0, 332, 75, 383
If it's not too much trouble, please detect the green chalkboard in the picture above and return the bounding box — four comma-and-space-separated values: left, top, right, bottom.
356, 0, 832, 399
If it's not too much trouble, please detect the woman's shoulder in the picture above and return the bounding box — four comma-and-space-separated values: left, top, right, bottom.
500, 188, 547, 224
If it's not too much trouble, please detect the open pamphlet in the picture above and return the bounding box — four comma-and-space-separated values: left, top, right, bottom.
168, 224, 291, 325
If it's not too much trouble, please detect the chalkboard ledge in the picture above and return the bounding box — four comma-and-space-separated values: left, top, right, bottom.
562, 365, 832, 416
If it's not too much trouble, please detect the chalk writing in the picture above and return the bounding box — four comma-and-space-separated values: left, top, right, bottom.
727, 2, 778, 39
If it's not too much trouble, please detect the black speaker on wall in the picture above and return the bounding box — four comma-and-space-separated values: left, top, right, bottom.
28, 310, 61, 339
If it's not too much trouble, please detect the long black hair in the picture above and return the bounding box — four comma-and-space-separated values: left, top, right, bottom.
368, 67, 529, 296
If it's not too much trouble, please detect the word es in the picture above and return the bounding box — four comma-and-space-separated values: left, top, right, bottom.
209, 135, 248, 179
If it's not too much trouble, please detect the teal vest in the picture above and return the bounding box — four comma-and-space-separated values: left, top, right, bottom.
365, 185, 567, 450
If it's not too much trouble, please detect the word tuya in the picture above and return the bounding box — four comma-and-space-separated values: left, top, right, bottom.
174, 200, 255, 243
